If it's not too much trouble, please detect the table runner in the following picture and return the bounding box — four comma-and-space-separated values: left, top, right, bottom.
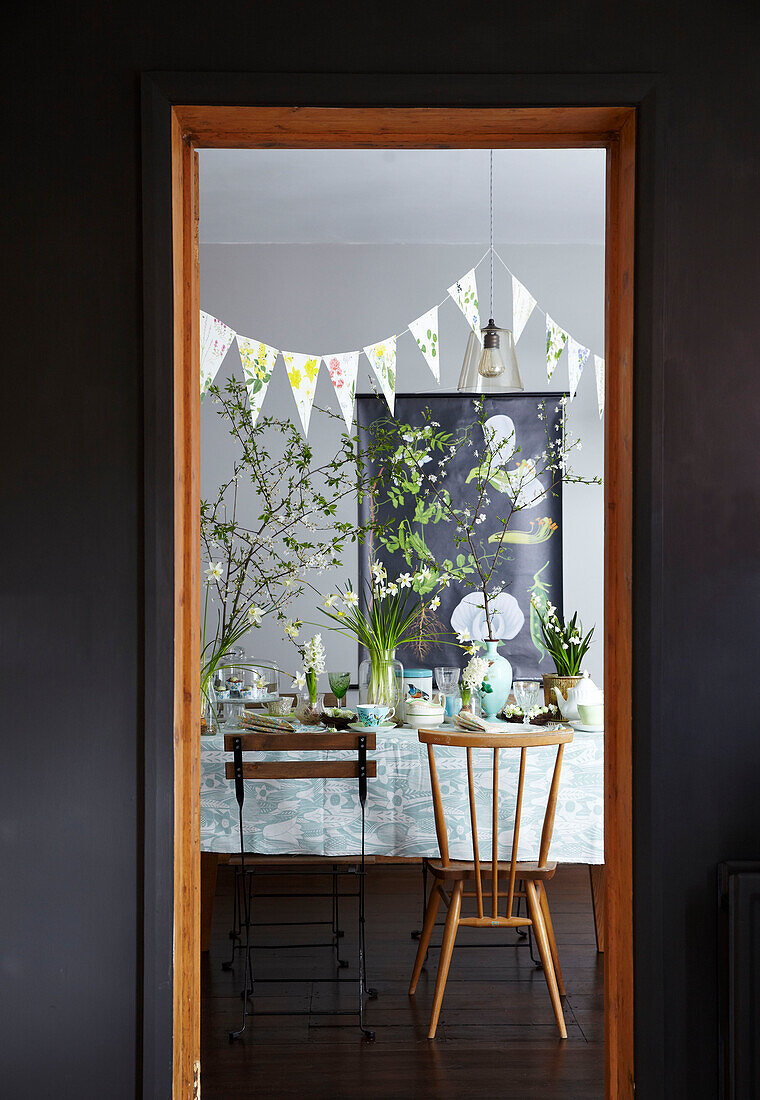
200, 728, 603, 863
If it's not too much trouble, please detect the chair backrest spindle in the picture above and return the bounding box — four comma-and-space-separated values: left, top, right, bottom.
466, 747, 484, 917
491, 748, 500, 918
505, 747, 527, 920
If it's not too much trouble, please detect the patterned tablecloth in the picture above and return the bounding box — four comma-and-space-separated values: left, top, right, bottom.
201, 727, 604, 863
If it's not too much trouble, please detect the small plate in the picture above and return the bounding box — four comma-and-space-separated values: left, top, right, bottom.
569, 720, 604, 733
348, 721, 397, 733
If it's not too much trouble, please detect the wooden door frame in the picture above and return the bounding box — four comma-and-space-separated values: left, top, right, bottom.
148, 97, 635, 1098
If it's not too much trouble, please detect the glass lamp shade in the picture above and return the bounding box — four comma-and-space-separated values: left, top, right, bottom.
457, 322, 523, 393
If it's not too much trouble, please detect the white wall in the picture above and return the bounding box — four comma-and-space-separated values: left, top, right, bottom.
200, 242, 604, 683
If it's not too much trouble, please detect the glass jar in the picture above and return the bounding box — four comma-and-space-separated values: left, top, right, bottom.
359, 649, 403, 718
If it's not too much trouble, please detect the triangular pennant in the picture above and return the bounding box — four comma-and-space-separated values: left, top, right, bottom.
236, 335, 279, 426
363, 337, 397, 414
408, 306, 440, 382
200, 311, 236, 396
594, 355, 605, 418
324, 351, 359, 431
545, 315, 569, 382
511, 276, 537, 344
567, 336, 591, 400
282, 352, 321, 435
447, 269, 481, 342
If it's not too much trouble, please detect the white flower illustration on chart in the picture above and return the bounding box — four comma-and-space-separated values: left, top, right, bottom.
450, 591, 525, 642
482, 414, 547, 510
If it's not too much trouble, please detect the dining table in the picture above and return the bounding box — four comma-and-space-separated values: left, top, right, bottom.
200, 720, 605, 950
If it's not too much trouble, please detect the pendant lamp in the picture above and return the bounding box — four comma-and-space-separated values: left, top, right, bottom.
458, 151, 523, 394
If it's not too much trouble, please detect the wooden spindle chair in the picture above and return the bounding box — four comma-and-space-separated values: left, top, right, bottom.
409, 726, 574, 1039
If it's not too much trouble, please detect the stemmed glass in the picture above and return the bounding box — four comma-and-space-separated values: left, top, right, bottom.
513, 679, 541, 725
328, 671, 351, 708
434, 666, 461, 722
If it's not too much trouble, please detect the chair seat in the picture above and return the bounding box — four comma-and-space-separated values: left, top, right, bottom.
427, 858, 557, 882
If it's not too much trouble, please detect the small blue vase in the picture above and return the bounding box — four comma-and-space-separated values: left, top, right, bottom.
480, 639, 513, 718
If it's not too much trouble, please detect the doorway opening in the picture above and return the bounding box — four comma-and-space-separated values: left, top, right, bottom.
162, 106, 634, 1099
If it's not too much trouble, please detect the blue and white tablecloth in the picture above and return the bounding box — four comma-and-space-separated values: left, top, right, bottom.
200, 728, 604, 863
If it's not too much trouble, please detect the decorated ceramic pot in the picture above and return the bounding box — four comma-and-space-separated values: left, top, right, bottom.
480, 640, 513, 718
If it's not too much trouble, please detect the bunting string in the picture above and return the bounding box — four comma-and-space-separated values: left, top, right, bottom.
200, 247, 605, 429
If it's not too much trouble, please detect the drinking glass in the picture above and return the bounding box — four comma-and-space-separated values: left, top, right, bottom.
434, 666, 460, 720
513, 679, 541, 725
328, 671, 351, 707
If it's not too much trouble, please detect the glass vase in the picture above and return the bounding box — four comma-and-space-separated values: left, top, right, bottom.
359, 649, 403, 719
201, 682, 218, 736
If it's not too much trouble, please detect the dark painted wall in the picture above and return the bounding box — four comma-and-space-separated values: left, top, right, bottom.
2, 3, 759, 1097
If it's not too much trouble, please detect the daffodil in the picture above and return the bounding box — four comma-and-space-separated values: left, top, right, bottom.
206, 561, 223, 581
247, 605, 264, 626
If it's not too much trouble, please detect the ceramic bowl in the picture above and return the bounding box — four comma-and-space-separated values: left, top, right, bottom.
405, 705, 445, 730
577, 701, 604, 727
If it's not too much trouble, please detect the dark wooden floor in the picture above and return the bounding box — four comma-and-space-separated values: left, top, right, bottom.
201, 862, 603, 1099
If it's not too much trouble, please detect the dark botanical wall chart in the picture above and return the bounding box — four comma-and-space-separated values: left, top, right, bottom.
357, 393, 565, 677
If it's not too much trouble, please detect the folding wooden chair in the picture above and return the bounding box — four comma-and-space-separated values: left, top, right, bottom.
409, 725, 573, 1039
224, 729, 377, 1040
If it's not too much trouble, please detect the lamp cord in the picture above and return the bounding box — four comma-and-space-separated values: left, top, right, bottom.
489, 149, 494, 321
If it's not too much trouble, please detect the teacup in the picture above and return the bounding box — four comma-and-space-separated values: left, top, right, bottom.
577, 701, 604, 727
356, 703, 394, 727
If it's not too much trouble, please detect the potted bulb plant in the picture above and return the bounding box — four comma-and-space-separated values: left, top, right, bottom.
531, 597, 595, 706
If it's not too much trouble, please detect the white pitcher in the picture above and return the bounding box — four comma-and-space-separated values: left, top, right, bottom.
554, 671, 603, 722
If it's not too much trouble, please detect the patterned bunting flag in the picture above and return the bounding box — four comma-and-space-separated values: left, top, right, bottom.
324, 351, 360, 431
594, 355, 605, 418
511, 276, 537, 344
200, 311, 235, 396
567, 337, 591, 400
408, 307, 440, 382
363, 337, 397, 413
545, 315, 569, 382
236, 335, 279, 426
282, 352, 322, 435
447, 269, 481, 342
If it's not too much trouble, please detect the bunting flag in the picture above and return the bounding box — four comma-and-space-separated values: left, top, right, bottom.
324, 351, 360, 431
200, 311, 236, 396
237, 335, 279, 426
363, 337, 397, 413
567, 336, 591, 401
545, 315, 569, 382
282, 352, 321, 435
447, 269, 481, 342
594, 354, 605, 418
511, 276, 537, 344
408, 306, 440, 382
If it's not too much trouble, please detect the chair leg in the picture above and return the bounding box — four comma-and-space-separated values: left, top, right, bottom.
427, 881, 462, 1040
525, 880, 566, 1039
409, 882, 443, 995
537, 882, 565, 997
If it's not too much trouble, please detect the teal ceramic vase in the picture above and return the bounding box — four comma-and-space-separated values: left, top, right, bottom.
480, 639, 513, 718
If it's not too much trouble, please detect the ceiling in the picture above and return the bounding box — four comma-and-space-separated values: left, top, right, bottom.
198, 148, 606, 246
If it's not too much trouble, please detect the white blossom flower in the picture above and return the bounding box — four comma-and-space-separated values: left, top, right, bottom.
284, 619, 300, 640
247, 605, 264, 626
429, 596, 441, 610
457, 629, 471, 643
323, 594, 338, 609
205, 561, 223, 581
343, 589, 359, 607
302, 633, 326, 674
386, 582, 399, 596
397, 572, 413, 588
462, 655, 490, 689
294, 671, 306, 690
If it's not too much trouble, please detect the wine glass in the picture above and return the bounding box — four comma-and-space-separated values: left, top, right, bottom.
513, 679, 541, 725
328, 671, 351, 707
434, 666, 460, 722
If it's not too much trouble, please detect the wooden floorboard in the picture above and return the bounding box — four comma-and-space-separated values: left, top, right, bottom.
201, 863, 603, 1098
